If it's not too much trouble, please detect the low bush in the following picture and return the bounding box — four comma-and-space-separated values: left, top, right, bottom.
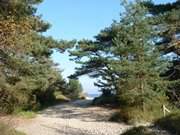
0, 88, 18, 114
110, 106, 164, 124
14, 110, 36, 119
92, 94, 118, 106
65, 79, 83, 100
54, 91, 70, 102
154, 112, 180, 135
120, 111, 180, 135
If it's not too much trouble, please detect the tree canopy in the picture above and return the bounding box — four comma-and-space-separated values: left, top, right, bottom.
69, 0, 179, 122
0, 0, 77, 113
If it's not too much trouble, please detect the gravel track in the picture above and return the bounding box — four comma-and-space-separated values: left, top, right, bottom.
15, 100, 130, 135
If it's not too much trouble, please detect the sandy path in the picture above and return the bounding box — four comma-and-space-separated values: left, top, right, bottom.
15, 100, 130, 135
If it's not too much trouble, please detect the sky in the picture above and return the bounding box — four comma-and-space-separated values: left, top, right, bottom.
37, 0, 174, 94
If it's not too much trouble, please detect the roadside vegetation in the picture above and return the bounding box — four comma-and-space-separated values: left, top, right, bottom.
70, 0, 180, 128
0, 0, 83, 115
13, 111, 36, 119
121, 112, 180, 135
0, 0, 179, 134
154, 112, 180, 135
0, 0, 84, 132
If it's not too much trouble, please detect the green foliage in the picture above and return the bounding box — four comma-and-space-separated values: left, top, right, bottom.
93, 94, 118, 106
54, 91, 70, 102
112, 2, 169, 114
120, 111, 180, 135
113, 106, 164, 124
111, 2, 168, 122
14, 110, 36, 119
143, 0, 180, 107
70, 0, 169, 122
0, 80, 18, 114
155, 112, 180, 135
0, 0, 75, 114
0, 122, 25, 135
66, 79, 83, 100
0, 52, 65, 113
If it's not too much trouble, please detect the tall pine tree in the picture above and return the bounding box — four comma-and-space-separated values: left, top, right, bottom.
70, 0, 169, 122
144, 0, 180, 106
111, 1, 168, 114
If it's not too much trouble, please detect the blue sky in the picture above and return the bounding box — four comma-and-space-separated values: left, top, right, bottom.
37, 0, 174, 94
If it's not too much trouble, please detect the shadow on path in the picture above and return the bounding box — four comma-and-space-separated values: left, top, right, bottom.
42, 124, 97, 135
39, 100, 114, 122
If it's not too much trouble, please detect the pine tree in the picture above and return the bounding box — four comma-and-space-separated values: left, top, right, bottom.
143, 0, 180, 106
111, 1, 168, 112
70, 0, 169, 122
0, 0, 74, 113
67, 79, 83, 99
69, 27, 119, 96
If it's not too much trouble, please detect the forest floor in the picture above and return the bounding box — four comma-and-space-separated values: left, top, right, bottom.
10, 100, 131, 135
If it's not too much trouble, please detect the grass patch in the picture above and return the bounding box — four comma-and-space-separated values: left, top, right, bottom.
110, 106, 164, 124
14, 111, 36, 119
120, 110, 180, 135
13, 108, 36, 119
121, 126, 156, 135
154, 112, 180, 135
0, 122, 25, 135
55, 92, 70, 102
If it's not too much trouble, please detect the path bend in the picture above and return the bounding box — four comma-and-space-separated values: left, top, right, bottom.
16, 100, 130, 135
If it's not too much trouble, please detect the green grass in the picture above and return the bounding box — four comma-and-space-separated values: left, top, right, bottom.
121, 126, 156, 135
12, 93, 70, 119
110, 106, 164, 124
0, 122, 25, 135
121, 111, 180, 135
55, 92, 70, 102
13, 110, 36, 119
154, 112, 180, 135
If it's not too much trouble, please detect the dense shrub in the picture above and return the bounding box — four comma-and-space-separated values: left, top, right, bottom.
0, 0, 75, 114
66, 79, 83, 100
110, 95, 170, 124
0, 88, 18, 114
93, 94, 118, 106
154, 112, 180, 135
111, 108, 164, 124
0, 58, 69, 113
120, 112, 180, 135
